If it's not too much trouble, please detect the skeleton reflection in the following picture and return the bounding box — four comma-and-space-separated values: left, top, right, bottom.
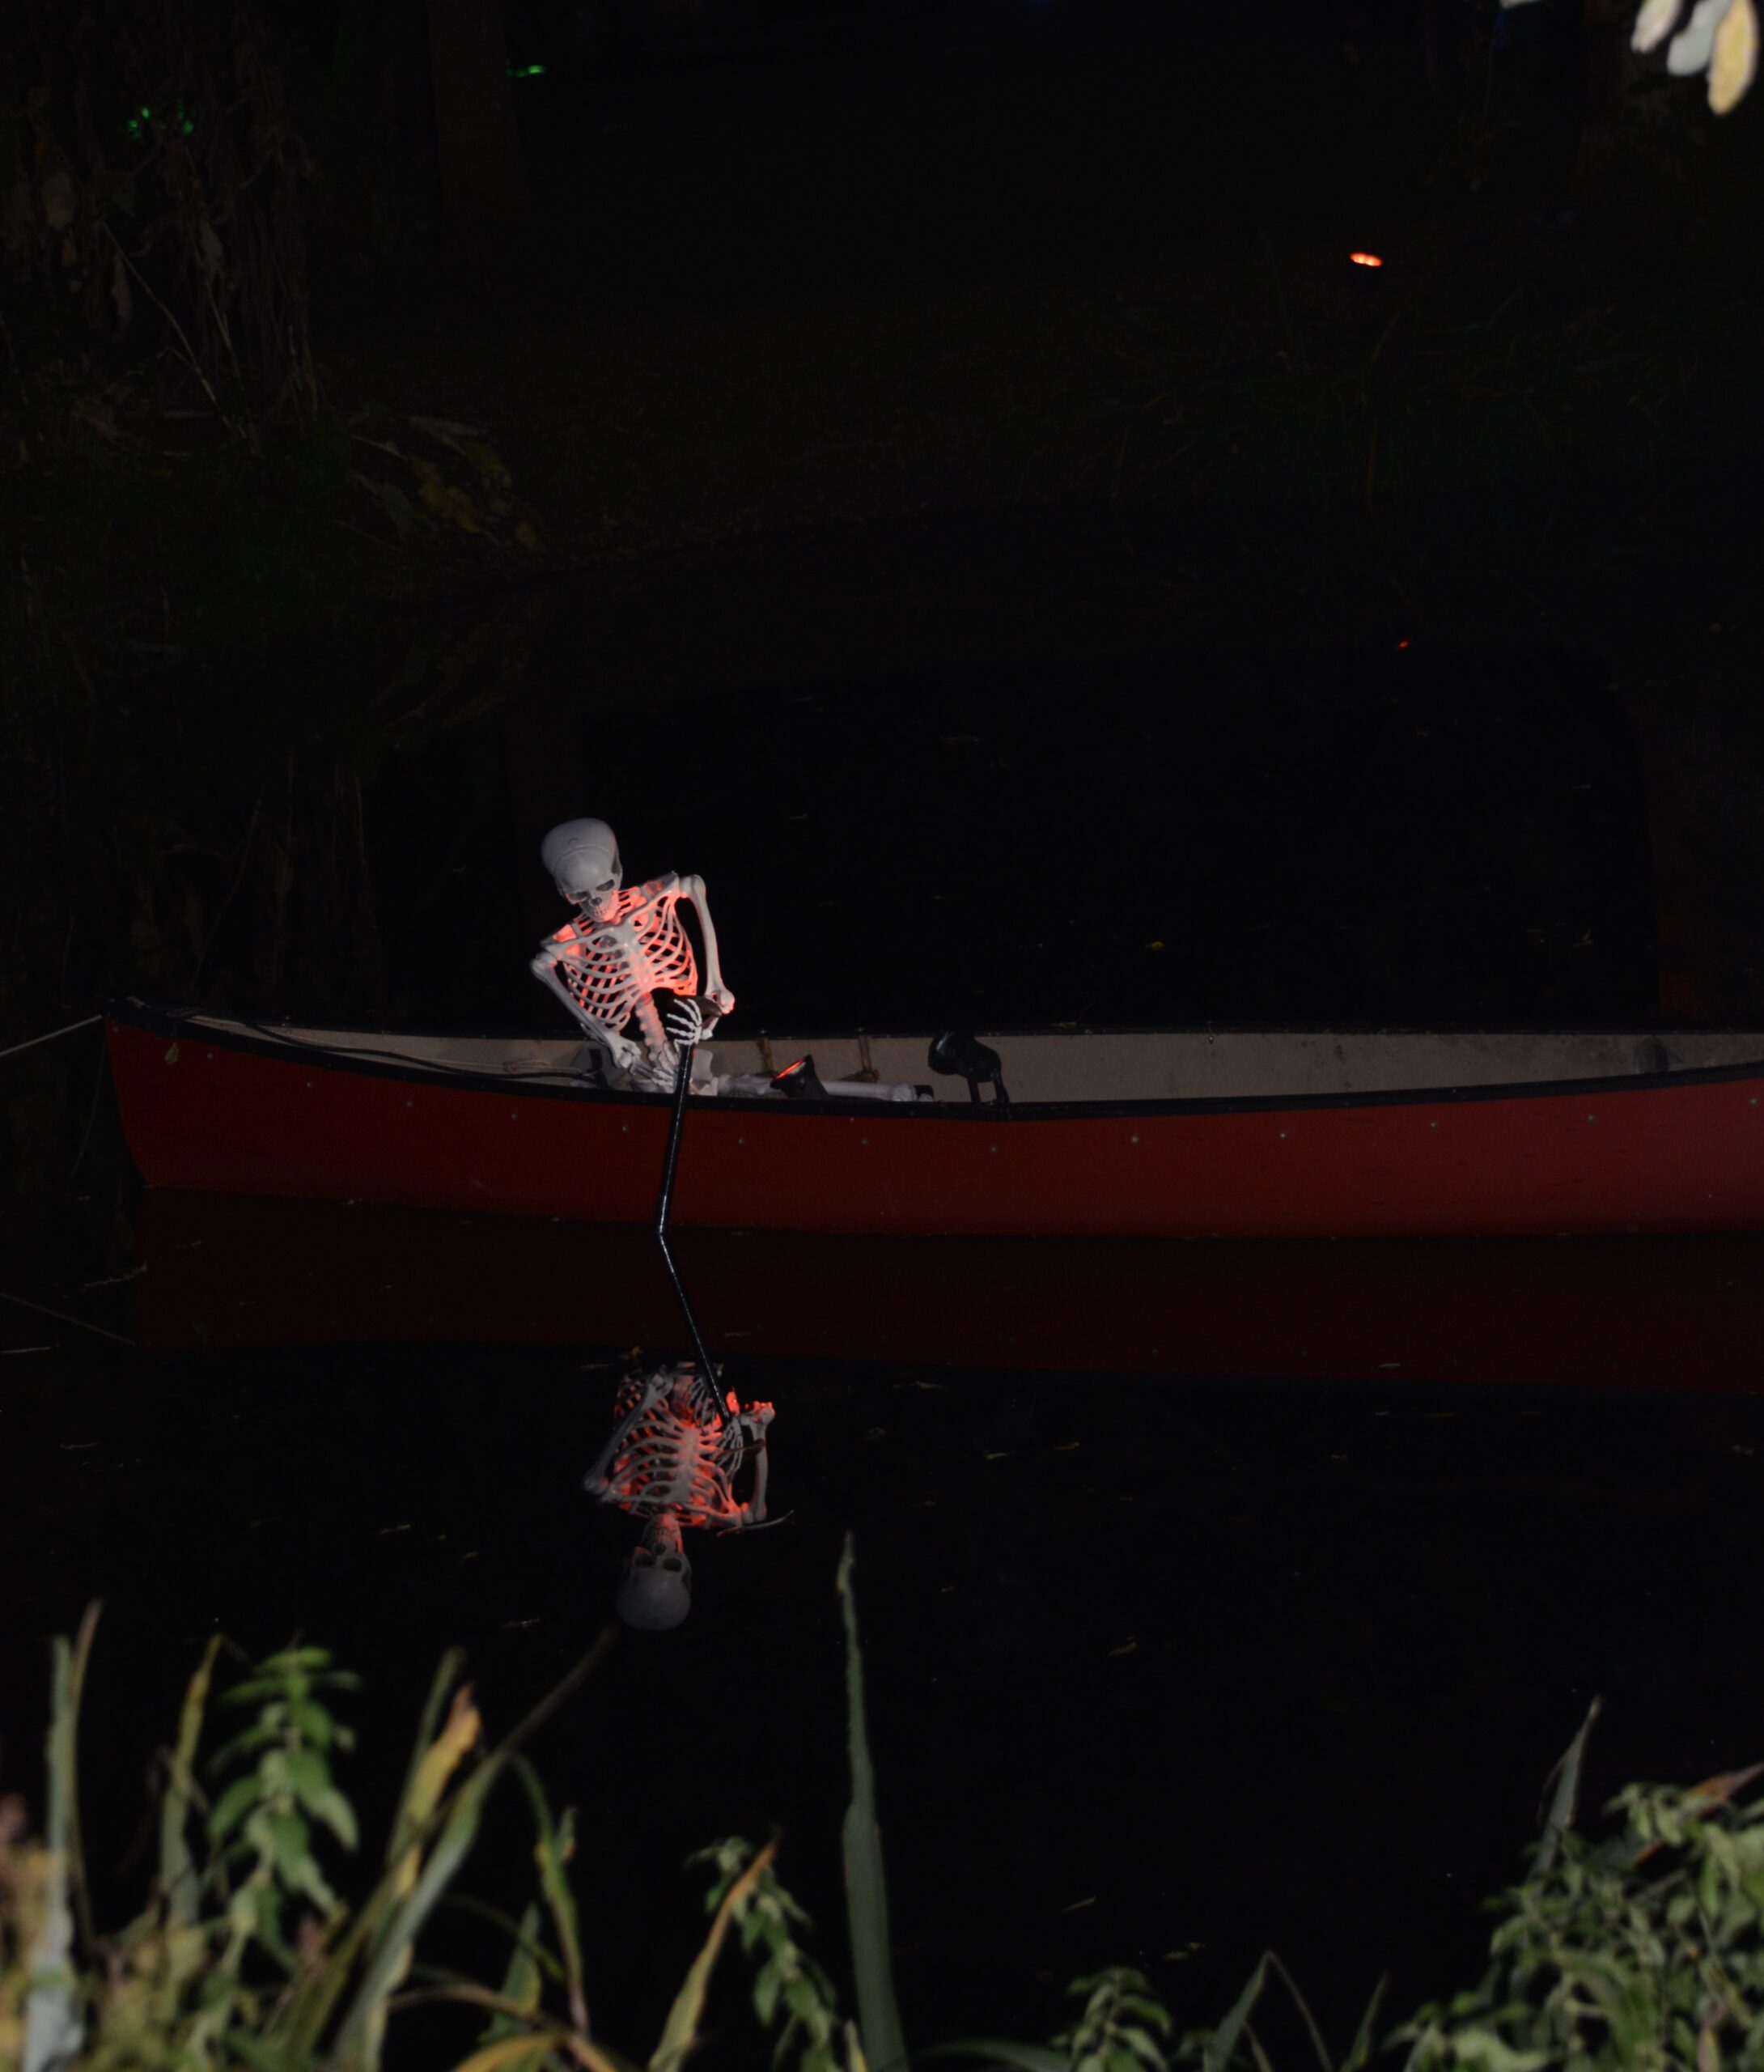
584, 1360, 775, 1631
532, 818, 734, 1091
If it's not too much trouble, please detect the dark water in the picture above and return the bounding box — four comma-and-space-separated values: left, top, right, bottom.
4, 1328, 1762, 2058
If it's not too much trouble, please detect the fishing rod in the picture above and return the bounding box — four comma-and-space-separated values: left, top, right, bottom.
652, 1017, 719, 1389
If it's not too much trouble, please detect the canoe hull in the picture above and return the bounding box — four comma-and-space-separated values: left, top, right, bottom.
107, 1010, 1764, 1239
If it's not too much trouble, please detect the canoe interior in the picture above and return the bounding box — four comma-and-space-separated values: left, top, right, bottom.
151, 1010, 1764, 1105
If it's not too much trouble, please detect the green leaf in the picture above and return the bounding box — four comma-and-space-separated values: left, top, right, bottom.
268, 1809, 312, 1880
209, 1774, 263, 1844
286, 1746, 329, 1799
211, 1720, 285, 1772
755, 1951, 785, 2029
310, 1787, 359, 1853
258, 1646, 340, 1672
786, 1972, 828, 2023
289, 1699, 344, 1746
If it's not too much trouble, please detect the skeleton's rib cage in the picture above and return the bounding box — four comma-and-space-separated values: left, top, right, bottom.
546, 877, 702, 1038
583, 1364, 772, 1531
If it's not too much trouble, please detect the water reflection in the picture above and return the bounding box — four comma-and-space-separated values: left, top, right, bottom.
584, 1357, 776, 1630
134, 1189, 1764, 1391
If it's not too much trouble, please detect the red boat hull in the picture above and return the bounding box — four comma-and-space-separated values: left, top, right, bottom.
108, 1013, 1764, 1239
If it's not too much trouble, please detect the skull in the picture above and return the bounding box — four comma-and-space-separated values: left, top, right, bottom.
615, 1513, 693, 1631
541, 818, 622, 922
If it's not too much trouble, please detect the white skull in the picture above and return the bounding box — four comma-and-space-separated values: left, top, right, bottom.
615, 1515, 693, 1631
541, 818, 622, 919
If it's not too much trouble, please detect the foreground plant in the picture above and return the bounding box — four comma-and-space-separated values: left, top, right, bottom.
3, 1560, 1762, 2072
0, 1612, 625, 2072
1393, 1703, 1764, 2072
0, 1565, 888, 2072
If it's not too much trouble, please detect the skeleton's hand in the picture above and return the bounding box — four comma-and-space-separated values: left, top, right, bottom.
663, 995, 712, 1047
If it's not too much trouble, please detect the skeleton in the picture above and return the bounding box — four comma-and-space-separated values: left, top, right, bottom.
583, 1361, 775, 1630
531, 818, 734, 1091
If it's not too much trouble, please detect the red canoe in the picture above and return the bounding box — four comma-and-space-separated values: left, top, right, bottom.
106, 1001, 1764, 1239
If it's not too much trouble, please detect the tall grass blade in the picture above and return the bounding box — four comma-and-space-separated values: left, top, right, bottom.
159, 1633, 222, 1928
277, 1682, 482, 2060
1202, 1954, 1270, 2072
1338, 1976, 1388, 2072
483, 1900, 547, 2039
63, 1601, 100, 1962
649, 1836, 778, 2072
446, 1895, 568, 1992
511, 1758, 590, 2036
335, 1631, 617, 2068
1264, 1953, 1336, 2072
22, 1637, 85, 2072
455, 2030, 625, 2072
388, 1647, 467, 1870
837, 1535, 908, 2072
918, 2046, 1065, 2072
341, 1695, 493, 2066
1536, 1696, 1601, 1876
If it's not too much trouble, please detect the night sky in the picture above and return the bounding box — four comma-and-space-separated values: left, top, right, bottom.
4, 1, 1764, 2065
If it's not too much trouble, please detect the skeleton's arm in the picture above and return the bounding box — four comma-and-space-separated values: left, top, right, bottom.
530, 945, 643, 1072
719, 1401, 774, 1529
677, 873, 734, 1019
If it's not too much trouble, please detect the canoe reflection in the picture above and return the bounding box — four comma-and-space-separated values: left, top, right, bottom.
134, 1189, 1763, 1391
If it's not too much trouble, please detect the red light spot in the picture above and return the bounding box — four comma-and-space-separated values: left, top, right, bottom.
1397, 638, 1411, 649
1349, 251, 1384, 268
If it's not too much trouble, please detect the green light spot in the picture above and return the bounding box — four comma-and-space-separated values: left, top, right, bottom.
507, 62, 546, 76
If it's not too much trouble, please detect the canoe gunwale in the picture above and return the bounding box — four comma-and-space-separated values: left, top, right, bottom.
104, 998, 1764, 1124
